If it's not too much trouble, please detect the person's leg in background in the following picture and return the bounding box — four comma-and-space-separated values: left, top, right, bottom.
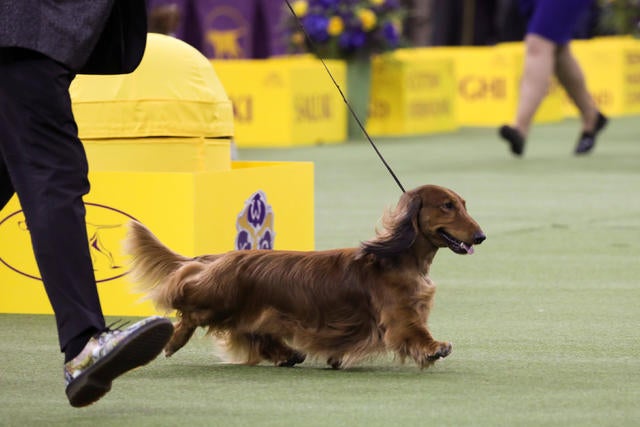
498, 33, 555, 156
513, 34, 556, 138
499, 0, 606, 156
555, 44, 607, 154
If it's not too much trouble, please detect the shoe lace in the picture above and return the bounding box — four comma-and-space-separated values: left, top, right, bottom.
92, 319, 133, 346
102, 319, 131, 333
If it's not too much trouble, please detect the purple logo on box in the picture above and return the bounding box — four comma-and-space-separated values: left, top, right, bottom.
235, 190, 274, 250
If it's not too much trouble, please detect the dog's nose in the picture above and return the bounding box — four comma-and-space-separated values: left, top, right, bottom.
473, 232, 486, 245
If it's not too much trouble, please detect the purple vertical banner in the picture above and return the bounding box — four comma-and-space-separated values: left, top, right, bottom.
146, 0, 204, 53
255, 0, 290, 57
193, 0, 257, 59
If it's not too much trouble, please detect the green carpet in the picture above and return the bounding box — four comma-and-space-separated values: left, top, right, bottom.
1, 117, 639, 426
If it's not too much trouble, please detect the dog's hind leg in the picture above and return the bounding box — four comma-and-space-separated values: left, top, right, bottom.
327, 356, 343, 370
255, 334, 306, 367
222, 332, 305, 366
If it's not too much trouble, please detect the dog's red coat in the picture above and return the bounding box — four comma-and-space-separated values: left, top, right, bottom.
125, 185, 485, 369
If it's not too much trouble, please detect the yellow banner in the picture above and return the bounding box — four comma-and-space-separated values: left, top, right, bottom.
367, 50, 457, 136
419, 45, 563, 127
566, 37, 640, 117
212, 56, 347, 147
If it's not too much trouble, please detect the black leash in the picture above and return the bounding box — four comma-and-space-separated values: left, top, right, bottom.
283, 0, 406, 193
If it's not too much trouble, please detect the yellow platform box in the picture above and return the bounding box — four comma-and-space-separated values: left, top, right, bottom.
212, 56, 347, 147
564, 36, 640, 117
0, 162, 313, 316
418, 44, 564, 127
0, 34, 314, 317
366, 50, 457, 137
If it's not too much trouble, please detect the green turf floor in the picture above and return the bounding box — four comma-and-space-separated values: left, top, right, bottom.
1, 117, 639, 426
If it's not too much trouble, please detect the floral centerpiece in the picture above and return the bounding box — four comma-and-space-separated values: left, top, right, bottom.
285, 0, 406, 60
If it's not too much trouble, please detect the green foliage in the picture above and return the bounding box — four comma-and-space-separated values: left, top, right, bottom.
599, 0, 640, 36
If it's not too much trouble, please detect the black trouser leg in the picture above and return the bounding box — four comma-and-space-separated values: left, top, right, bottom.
0, 155, 15, 210
0, 48, 105, 352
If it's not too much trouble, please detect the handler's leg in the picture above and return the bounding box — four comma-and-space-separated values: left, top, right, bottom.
0, 48, 105, 356
0, 156, 15, 209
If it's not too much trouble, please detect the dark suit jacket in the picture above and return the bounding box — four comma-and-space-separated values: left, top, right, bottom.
0, 0, 147, 74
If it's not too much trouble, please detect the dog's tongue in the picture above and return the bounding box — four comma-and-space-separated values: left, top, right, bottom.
461, 243, 474, 255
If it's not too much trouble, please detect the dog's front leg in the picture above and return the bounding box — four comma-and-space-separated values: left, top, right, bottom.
382, 309, 452, 369
165, 318, 197, 357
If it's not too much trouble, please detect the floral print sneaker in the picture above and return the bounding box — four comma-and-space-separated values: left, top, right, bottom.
64, 316, 173, 407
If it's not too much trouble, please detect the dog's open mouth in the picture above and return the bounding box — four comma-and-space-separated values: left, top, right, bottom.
437, 230, 474, 255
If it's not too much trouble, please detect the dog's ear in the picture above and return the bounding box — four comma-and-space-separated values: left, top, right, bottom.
360, 191, 422, 258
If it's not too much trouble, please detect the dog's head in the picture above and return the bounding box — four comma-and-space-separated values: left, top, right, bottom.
412, 185, 485, 255
361, 185, 485, 258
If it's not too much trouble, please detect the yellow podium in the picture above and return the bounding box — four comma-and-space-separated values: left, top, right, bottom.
0, 34, 314, 316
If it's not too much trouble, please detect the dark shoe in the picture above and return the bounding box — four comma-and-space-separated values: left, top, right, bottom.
64, 316, 173, 408
575, 112, 608, 155
499, 125, 525, 156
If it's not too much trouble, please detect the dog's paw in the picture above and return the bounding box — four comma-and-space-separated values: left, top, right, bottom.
416, 341, 452, 368
164, 341, 182, 358
427, 341, 452, 360
277, 351, 306, 367
327, 357, 343, 370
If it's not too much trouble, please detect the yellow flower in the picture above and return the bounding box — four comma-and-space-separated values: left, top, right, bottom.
370, 0, 385, 5
358, 8, 377, 32
291, 31, 305, 46
327, 16, 344, 36
291, 0, 308, 17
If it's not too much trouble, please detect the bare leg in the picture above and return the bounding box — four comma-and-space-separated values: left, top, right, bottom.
554, 44, 599, 132
513, 34, 556, 137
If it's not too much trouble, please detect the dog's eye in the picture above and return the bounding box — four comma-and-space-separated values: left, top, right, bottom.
442, 201, 454, 210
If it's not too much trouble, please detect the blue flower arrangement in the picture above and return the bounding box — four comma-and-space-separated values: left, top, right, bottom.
286, 0, 405, 60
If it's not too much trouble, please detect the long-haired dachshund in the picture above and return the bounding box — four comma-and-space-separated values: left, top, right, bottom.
125, 185, 485, 369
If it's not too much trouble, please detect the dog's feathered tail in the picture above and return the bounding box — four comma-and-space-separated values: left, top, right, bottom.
124, 220, 193, 312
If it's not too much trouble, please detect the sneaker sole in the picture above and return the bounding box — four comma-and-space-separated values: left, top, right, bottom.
66, 318, 173, 408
